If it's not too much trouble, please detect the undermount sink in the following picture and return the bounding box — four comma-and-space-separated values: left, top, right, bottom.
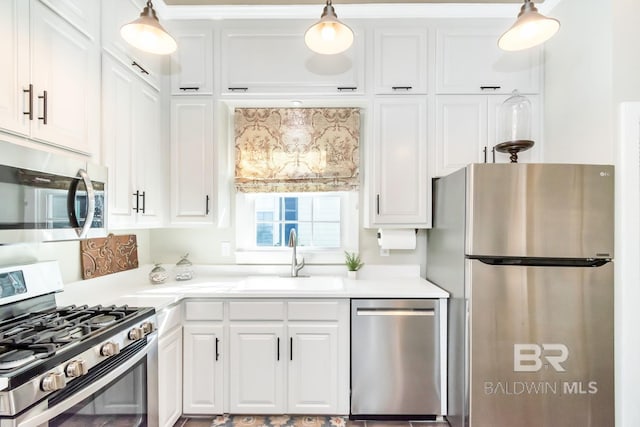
236, 275, 344, 292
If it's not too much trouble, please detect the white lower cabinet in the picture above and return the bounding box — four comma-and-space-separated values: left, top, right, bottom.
181, 299, 349, 416
182, 301, 225, 415
287, 324, 340, 414
158, 326, 183, 427
229, 324, 286, 413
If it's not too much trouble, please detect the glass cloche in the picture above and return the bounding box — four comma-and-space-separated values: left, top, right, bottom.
174, 253, 194, 281
148, 263, 168, 284
495, 90, 534, 163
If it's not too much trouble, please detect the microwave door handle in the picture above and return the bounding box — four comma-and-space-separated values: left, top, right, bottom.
67, 169, 95, 238
17, 334, 157, 427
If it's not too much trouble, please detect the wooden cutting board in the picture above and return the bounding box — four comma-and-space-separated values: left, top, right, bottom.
80, 234, 139, 280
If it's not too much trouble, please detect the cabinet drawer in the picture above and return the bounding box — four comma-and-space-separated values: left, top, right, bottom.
184, 301, 223, 321
288, 301, 341, 321
228, 301, 284, 320
157, 303, 182, 336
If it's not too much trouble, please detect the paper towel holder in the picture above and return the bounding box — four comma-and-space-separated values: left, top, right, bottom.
376, 228, 418, 239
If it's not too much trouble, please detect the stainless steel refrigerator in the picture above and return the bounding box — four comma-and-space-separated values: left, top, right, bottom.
426, 163, 614, 427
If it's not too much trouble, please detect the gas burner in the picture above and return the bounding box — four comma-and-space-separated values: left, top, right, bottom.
0, 350, 36, 370
89, 315, 117, 327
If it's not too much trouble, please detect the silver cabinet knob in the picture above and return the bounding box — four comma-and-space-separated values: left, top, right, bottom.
65, 359, 88, 378
128, 327, 145, 341
41, 372, 66, 392
100, 341, 120, 357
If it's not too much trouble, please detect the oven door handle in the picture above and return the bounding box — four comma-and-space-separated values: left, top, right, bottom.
18, 334, 157, 427
67, 169, 95, 239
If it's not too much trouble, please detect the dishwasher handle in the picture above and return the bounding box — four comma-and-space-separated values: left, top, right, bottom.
356, 307, 435, 316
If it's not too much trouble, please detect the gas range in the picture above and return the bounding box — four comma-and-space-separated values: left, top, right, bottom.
0, 261, 157, 423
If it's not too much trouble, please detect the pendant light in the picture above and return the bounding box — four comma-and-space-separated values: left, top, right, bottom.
120, 0, 177, 55
304, 0, 354, 55
498, 0, 560, 51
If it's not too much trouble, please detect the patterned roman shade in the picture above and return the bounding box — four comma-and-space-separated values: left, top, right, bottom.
234, 108, 360, 193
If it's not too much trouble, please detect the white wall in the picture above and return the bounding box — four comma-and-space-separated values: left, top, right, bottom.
149, 226, 426, 274
544, 0, 613, 164
546, 1, 640, 426
0, 230, 151, 284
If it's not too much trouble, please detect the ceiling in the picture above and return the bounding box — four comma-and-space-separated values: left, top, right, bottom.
164, 0, 529, 4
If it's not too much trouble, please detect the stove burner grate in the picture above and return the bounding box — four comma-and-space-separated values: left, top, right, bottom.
0, 350, 36, 370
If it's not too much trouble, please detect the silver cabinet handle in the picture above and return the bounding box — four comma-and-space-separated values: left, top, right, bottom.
38, 90, 48, 124
356, 308, 435, 316
23, 84, 33, 120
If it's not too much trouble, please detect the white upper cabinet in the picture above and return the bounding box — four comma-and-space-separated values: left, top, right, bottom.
373, 27, 428, 94
435, 23, 541, 94
0, 0, 100, 157
102, 53, 165, 229
220, 22, 365, 95
101, 0, 165, 89
434, 94, 541, 177
368, 97, 430, 228
169, 22, 214, 95
0, 0, 30, 138
43, 0, 100, 41
170, 97, 215, 225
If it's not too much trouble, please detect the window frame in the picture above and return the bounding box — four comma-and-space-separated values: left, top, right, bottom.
235, 191, 359, 265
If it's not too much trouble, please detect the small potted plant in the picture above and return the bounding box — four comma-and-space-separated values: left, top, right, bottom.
345, 251, 364, 280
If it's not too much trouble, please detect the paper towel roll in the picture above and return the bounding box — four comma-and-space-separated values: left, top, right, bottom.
377, 228, 417, 250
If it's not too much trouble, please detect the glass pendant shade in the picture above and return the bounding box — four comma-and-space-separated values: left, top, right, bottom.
498, 0, 560, 51
305, 0, 354, 55
120, 1, 177, 55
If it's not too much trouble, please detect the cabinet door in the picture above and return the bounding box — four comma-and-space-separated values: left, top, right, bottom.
170, 24, 214, 95
0, 0, 29, 137
229, 324, 285, 414
101, 0, 163, 89
436, 25, 541, 94
370, 97, 429, 226
134, 83, 164, 227
30, 0, 100, 155
102, 54, 136, 228
170, 97, 214, 225
183, 324, 224, 414
434, 95, 488, 177
287, 324, 339, 414
221, 24, 364, 95
158, 326, 183, 427
374, 27, 428, 94
45, 0, 100, 42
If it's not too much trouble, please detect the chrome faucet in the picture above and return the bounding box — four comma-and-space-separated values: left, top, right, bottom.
288, 228, 305, 277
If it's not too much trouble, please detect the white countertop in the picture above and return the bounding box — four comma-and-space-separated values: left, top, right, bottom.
56, 264, 449, 311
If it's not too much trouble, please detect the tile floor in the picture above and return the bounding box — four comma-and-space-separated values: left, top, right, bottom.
172, 415, 450, 427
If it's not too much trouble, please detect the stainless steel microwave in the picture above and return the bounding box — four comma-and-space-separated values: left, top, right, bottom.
0, 141, 107, 243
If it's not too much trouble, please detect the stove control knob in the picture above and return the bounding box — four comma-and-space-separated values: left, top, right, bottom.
128, 327, 145, 341
100, 342, 120, 357
141, 322, 155, 335
65, 360, 88, 378
41, 372, 66, 392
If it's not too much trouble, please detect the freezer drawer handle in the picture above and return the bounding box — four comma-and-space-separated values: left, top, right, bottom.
356, 308, 435, 316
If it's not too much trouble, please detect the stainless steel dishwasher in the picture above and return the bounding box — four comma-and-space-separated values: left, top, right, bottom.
351, 299, 443, 420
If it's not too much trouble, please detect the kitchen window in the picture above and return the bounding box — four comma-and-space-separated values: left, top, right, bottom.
233, 107, 360, 264
235, 191, 358, 264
